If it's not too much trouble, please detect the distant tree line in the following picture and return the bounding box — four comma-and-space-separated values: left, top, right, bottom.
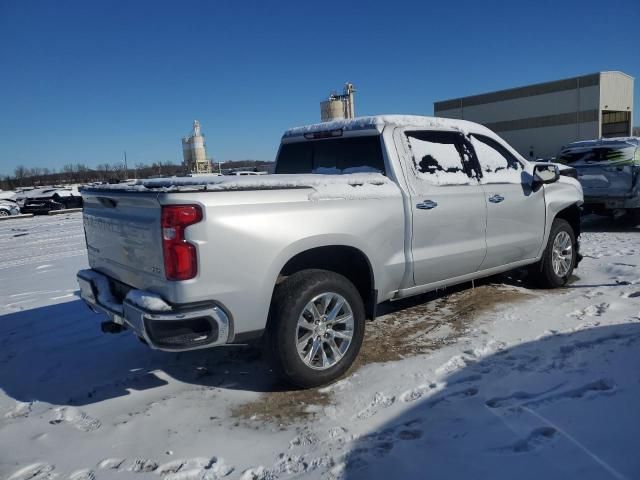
0, 160, 273, 190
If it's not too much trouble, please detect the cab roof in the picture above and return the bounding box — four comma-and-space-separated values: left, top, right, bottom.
283, 114, 496, 139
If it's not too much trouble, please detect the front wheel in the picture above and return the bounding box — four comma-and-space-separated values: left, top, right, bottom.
529, 218, 576, 288
267, 269, 365, 388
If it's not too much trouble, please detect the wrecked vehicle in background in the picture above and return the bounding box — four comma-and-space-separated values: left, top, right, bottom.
558, 137, 640, 220
19, 187, 83, 214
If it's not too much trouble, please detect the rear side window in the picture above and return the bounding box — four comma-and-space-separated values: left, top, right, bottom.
275, 135, 385, 174
405, 131, 473, 185
470, 134, 523, 184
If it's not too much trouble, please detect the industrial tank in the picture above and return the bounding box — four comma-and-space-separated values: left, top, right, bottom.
320, 83, 356, 122
321, 99, 346, 122
182, 120, 211, 174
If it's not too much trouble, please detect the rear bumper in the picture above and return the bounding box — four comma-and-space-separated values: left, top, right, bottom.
77, 270, 230, 352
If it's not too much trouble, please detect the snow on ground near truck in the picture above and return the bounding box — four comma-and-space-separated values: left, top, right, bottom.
1, 212, 639, 479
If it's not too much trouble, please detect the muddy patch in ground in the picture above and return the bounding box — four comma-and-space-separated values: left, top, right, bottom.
358, 283, 533, 365
232, 282, 533, 423
231, 386, 332, 423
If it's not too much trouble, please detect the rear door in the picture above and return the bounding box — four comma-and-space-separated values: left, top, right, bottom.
399, 129, 487, 286
470, 134, 545, 269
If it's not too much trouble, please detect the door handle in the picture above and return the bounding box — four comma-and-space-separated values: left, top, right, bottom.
488, 194, 504, 203
416, 200, 438, 210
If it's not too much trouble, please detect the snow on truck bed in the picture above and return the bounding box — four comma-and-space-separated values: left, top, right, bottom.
87, 172, 401, 200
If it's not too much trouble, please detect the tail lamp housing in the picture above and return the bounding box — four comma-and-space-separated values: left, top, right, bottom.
161, 205, 202, 280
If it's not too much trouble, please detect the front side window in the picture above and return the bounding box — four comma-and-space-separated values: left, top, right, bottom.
405, 131, 473, 186
470, 134, 523, 184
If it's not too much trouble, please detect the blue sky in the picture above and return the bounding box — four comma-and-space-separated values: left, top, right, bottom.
0, 0, 638, 175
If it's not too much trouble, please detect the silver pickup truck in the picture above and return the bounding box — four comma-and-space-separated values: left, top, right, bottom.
77, 115, 583, 387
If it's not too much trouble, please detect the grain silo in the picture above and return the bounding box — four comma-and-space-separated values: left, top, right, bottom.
182, 120, 212, 174
320, 83, 356, 122
321, 99, 345, 122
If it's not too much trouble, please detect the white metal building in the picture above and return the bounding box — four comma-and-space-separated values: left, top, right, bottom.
434, 71, 634, 159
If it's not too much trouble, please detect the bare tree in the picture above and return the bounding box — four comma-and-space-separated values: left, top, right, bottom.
14, 165, 28, 186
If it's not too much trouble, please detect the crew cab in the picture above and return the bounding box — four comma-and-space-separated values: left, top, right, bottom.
77, 115, 583, 387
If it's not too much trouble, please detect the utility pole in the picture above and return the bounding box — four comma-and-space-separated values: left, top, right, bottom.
123, 151, 129, 180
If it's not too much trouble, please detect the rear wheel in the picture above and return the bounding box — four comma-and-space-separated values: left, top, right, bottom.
0, 209, 9, 217
267, 269, 365, 388
529, 218, 576, 288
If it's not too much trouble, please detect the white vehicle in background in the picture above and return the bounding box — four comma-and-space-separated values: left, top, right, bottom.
0, 199, 20, 216
77, 115, 583, 387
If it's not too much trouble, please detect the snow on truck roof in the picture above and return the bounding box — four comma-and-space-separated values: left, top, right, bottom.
283, 115, 496, 138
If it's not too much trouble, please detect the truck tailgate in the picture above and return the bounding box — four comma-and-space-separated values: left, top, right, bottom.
82, 190, 165, 290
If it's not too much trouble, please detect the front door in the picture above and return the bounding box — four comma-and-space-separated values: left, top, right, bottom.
469, 133, 546, 269
400, 129, 487, 286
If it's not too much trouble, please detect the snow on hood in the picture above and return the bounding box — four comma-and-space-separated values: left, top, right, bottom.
87, 173, 401, 201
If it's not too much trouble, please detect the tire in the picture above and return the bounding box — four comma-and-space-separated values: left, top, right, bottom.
266, 269, 365, 388
0, 209, 9, 217
529, 218, 576, 288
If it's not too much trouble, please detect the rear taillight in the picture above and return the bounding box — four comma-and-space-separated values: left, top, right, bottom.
161, 205, 202, 281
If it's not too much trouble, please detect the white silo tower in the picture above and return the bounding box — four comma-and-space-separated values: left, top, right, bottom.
321, 97, 345, 122
182, 120, 212, 174
320, 83, 356, 122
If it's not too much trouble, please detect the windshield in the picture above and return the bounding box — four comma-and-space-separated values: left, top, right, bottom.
275, 135, 385, 174
558, 145, 638, 166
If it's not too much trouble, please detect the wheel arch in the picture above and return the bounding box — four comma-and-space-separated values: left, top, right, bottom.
276, 245, 377, 320
554, 203, 581, 237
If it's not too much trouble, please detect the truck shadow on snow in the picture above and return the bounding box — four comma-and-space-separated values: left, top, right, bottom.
341, 322, 640, 480
0, 300, 282, 406
0, 279, 531, 408
0, 271, 535, 405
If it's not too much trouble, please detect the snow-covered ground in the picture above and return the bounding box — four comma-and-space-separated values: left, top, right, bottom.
1, 213, 639, 480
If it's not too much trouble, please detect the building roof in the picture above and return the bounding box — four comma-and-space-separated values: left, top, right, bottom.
434, 71, 634, 111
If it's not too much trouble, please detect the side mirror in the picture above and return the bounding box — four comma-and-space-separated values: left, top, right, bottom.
533, 164, 560, 187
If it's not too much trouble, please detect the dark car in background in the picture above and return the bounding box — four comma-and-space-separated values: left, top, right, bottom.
19, 187, 83, 214
558, 138, 640, 220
